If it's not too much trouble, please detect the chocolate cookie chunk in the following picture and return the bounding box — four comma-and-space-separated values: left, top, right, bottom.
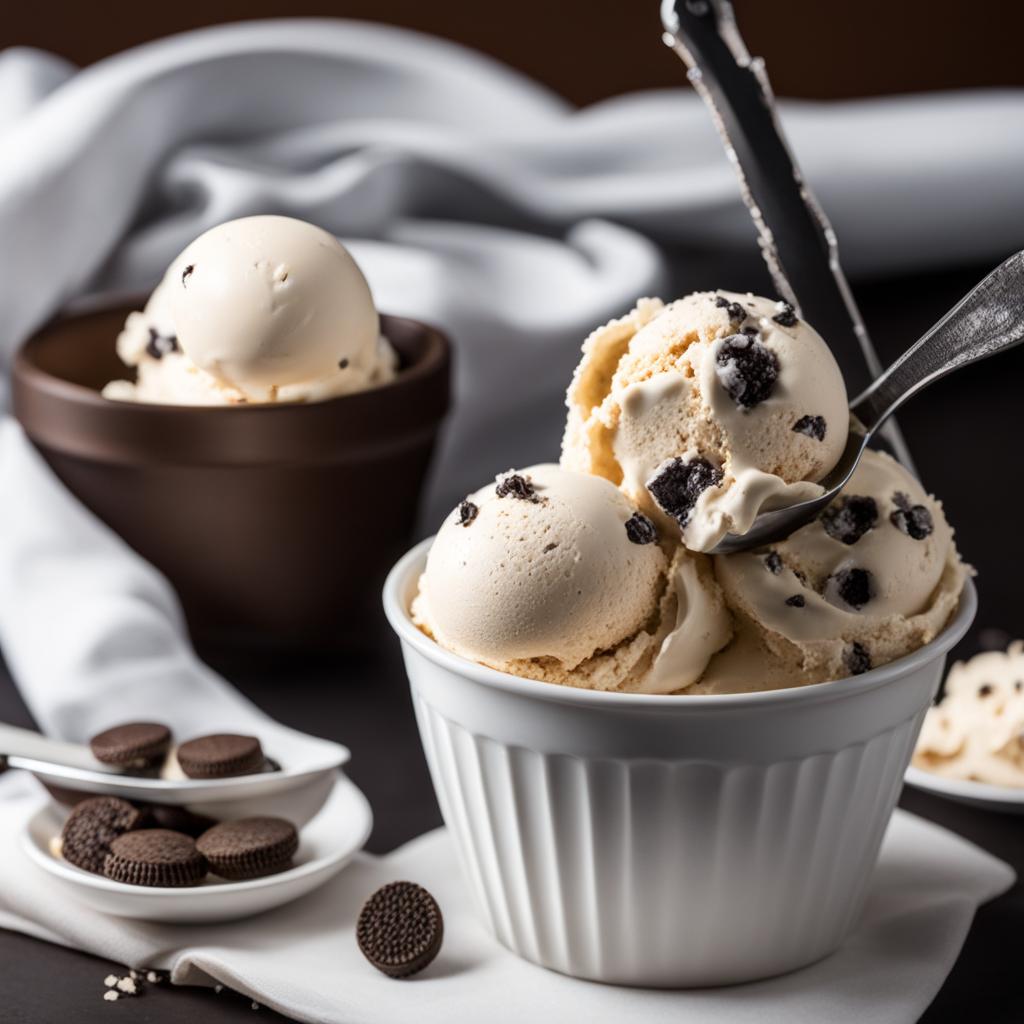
825, 567, 874, 611
890, 492, 934, 540
90, 722, 171, 771
457, 500, 479, 527
61, 797, 145, 875
175, 734, 265, 779
196, 817, 298, 880
357, 881, 444, 978
821, 495, 878, 546
624, 512, 658, 545
495, 473, 537, 501
792, 414, 826, 442
713, 295, 747, 322
646, 456, 723, 528
772, 301, 798, 327
103, 829, 208, 888
844, 642, 872, 676
715, 334, 779, 409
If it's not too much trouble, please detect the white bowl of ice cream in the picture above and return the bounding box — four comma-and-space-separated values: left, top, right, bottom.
384, 288, 975, 986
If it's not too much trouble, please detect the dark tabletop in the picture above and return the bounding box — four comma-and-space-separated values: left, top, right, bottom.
2, 263, 1023, 1022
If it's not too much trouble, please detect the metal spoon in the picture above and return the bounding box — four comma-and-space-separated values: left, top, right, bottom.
710, 250, 1024, 554
0, 721, 348, 825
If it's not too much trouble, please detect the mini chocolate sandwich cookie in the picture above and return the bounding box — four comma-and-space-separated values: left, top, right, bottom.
175, 734, 265, 779
60, 796, 145, 875
90, 722, 171, 771
196, 817, 298, 880
103, 829, 208, 888
357, 881, 444, 978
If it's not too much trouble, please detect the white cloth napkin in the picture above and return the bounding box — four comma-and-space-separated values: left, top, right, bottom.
0, 772, 1013, 1024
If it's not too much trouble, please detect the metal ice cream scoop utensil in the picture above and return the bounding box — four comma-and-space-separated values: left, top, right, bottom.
660, 0, 915, 470
710, 250, 1024, 554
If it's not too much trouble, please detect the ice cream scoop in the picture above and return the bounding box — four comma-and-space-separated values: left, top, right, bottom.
412, 464, 731, 692
103, 216, 396, 404
694, 450, 967, 693
707, 250, 1024, 553
913, 642, 1024, 787
562, 291, 848, 552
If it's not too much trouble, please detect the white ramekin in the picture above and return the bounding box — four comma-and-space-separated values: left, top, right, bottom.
384, 539, 977, 987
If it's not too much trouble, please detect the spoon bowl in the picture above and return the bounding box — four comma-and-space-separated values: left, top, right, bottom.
1, 722, 348, 826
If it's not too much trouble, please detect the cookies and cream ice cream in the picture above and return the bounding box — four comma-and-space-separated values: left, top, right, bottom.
412, 291, 967, 696
694, 450, 967, 693
913, 643, 1024, 787
562, 292, 848, 552
103, 216, 396, 405
412, 464, 731, 693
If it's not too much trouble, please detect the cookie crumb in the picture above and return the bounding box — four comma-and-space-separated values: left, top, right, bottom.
826, 568, 874, 611
844, 642, 872, 676
495, 472, 537, 501
457, 501, 478, 527
624, 512, 658, 545
772, 301, 798, 327
182, 264, 194, 286
890, 493, 934, 540
785, 594, 806, 608
715, 334, 779, 409
821, 495, 878, 545
764, 551, 783, 575
792, 415, 826, 442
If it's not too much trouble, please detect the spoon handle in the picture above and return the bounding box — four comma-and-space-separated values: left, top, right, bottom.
0, 722, 102, 772
852, 250, 1024, 434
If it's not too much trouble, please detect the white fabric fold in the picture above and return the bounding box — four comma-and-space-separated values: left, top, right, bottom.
0, 772, 1013, 1024
0, 420, 268, 739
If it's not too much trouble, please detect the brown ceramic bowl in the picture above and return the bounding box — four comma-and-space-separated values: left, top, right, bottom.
12, 305, 450, 651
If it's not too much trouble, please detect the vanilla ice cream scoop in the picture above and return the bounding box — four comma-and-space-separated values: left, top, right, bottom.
412, 464, 731, 692
562, 292, 848, 552
171, 216, 381, 400
103, 216, 396, 405
693, 449, 967, 693
913, 642, 1024, 787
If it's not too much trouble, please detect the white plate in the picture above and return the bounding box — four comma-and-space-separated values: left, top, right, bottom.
904, 765, 1024, 814
20, 771, 373, 922
5, 720, 349, 827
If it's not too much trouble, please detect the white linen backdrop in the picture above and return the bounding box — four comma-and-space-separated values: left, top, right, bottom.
0, 20, 1020, 1020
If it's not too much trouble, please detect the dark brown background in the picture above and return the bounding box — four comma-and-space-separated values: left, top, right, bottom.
7, 0, 1024, 104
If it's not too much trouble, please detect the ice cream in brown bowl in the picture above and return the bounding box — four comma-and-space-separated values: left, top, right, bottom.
13, 216, 450, 649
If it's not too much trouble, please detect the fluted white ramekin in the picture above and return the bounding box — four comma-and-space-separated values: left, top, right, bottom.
384, 539, 976, 987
